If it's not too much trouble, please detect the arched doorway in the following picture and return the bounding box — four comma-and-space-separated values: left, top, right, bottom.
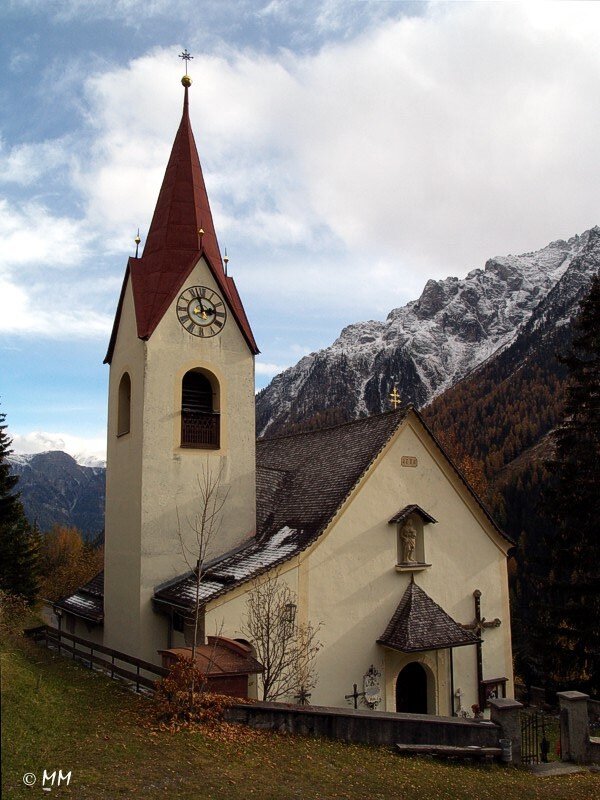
395, 662, 428, 713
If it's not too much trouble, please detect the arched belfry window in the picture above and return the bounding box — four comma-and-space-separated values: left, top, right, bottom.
117, 372, 131, 436
181, 369, 220, 449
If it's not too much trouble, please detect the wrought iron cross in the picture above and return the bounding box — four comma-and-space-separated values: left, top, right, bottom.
462, 589, 501, 708
463, 589, 501, 637
345, 683, 365, 710
389, 386, 401, 410
179, 49, 193, 75
294, 685, 311, 706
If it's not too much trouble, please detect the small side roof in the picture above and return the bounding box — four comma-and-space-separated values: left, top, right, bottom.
388, 504, 437, 525
377, 580, 480, 653
54, 570, 104, 623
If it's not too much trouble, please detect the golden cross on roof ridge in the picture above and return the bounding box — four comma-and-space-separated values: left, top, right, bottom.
389, 386, 401, 410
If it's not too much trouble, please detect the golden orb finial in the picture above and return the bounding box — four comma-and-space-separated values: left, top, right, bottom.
181, 74, 192, 88
134, 228, 141, 258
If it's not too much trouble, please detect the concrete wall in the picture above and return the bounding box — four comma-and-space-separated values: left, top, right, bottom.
225, 701, 500, 748
558, 691, 600, 765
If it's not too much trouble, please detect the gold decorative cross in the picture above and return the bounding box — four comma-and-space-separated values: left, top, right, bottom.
389, 386, 401, 409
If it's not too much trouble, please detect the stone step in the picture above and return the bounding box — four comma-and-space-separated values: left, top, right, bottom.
396, 743, 502, 761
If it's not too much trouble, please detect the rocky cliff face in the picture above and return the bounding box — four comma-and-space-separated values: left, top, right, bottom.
257, 227, 600, 436
8, 451, 105, 539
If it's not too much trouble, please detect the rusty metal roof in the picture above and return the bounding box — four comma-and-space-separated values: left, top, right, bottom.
105, 87, 258, 363
159, 636, 263, 676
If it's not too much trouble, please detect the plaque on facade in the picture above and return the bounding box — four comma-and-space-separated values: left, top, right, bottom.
401, 456, 418, 467
363, 664, 382, 709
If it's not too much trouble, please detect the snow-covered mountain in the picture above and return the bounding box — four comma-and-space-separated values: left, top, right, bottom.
8, 451, 105, 538
257, 227, 600, 436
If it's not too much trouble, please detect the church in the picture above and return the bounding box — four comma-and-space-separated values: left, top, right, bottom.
55, 67, 514, 717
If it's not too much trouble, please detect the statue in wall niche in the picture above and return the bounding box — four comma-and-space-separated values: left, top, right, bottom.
400, 519, 418, 563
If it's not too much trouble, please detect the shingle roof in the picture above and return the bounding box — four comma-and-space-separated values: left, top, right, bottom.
255, 409, 408, 538
155, 410, 408, 610
377, 580, 480, 652
54, 570, 104, 623
388, 504, 437, 525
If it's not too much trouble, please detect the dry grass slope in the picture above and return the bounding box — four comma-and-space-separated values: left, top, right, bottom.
2, 637, 599, 800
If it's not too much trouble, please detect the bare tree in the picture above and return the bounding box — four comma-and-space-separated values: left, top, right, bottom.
176, 460, 229, 699
242, 573, 322, 702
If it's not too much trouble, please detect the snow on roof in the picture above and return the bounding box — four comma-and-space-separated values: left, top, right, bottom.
155, 526, 301, 609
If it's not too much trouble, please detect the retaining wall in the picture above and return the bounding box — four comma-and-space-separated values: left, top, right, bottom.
225, 702, 500, 748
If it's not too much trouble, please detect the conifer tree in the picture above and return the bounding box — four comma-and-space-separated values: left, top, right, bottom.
0, 410, 39, 602
532, 276, 600, 695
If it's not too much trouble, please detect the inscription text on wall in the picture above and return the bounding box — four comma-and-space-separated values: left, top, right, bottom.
401, 456, 418, 468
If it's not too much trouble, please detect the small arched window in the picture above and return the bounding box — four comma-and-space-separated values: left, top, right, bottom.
181, 369, 220, 448
117, 372, 131, 436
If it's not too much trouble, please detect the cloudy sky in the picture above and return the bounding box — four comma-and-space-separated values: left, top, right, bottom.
2, 0, 600, 463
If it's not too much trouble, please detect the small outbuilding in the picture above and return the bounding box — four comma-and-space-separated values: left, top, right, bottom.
159, 636, 263, 699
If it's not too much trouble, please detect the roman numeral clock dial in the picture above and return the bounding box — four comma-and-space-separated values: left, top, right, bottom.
176, 286, 227, 337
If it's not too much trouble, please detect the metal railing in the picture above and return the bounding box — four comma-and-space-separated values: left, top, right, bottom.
25, 625, 168, 692
181, 411, 220, 448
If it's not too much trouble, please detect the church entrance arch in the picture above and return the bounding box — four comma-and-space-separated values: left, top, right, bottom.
395, 661, 429, 714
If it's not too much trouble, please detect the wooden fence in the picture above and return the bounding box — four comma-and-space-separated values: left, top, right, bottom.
25, 625, 168, 692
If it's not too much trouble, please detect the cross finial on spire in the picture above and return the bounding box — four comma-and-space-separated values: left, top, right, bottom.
179, 49, 193, 87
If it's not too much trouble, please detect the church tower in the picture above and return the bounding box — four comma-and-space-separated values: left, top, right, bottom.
102, 67, 258, 662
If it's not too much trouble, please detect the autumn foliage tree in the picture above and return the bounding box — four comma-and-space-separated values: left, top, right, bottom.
526, 275, 600, 695
38, 524, 103, 602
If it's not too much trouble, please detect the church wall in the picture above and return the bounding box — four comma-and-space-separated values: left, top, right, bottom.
137, 256, 256, 663
104, 255, 257, 665
103, 277, 144, 656
302, 418, 513, 714
205, 563, 300, 697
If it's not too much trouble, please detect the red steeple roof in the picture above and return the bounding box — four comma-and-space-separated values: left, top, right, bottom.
105, 85, 258, 363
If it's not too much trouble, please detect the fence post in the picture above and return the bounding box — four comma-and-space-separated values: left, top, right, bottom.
488, 698, 523, 765
557, 691, 590, 764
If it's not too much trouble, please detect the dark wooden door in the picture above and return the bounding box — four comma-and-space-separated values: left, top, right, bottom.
396, 662, 428, 713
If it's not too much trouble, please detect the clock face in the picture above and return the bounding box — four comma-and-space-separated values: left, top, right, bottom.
176, 286, 227, 337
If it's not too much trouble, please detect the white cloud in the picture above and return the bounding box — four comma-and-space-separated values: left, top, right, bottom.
0, 276, 111, 338
0, 138, 72, 185
4, 2, 600, 347
74, 4, 600, 297
0, 199, 88, 268
10, 430, 106, 466
255, 360, 287, 377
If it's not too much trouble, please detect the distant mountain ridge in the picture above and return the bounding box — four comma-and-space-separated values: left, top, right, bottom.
9, 227, 599, 540
8, 450, 105, 538
257, 227, 599, 436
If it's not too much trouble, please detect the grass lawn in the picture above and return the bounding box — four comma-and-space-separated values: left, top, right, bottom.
2, 636, 599, 800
